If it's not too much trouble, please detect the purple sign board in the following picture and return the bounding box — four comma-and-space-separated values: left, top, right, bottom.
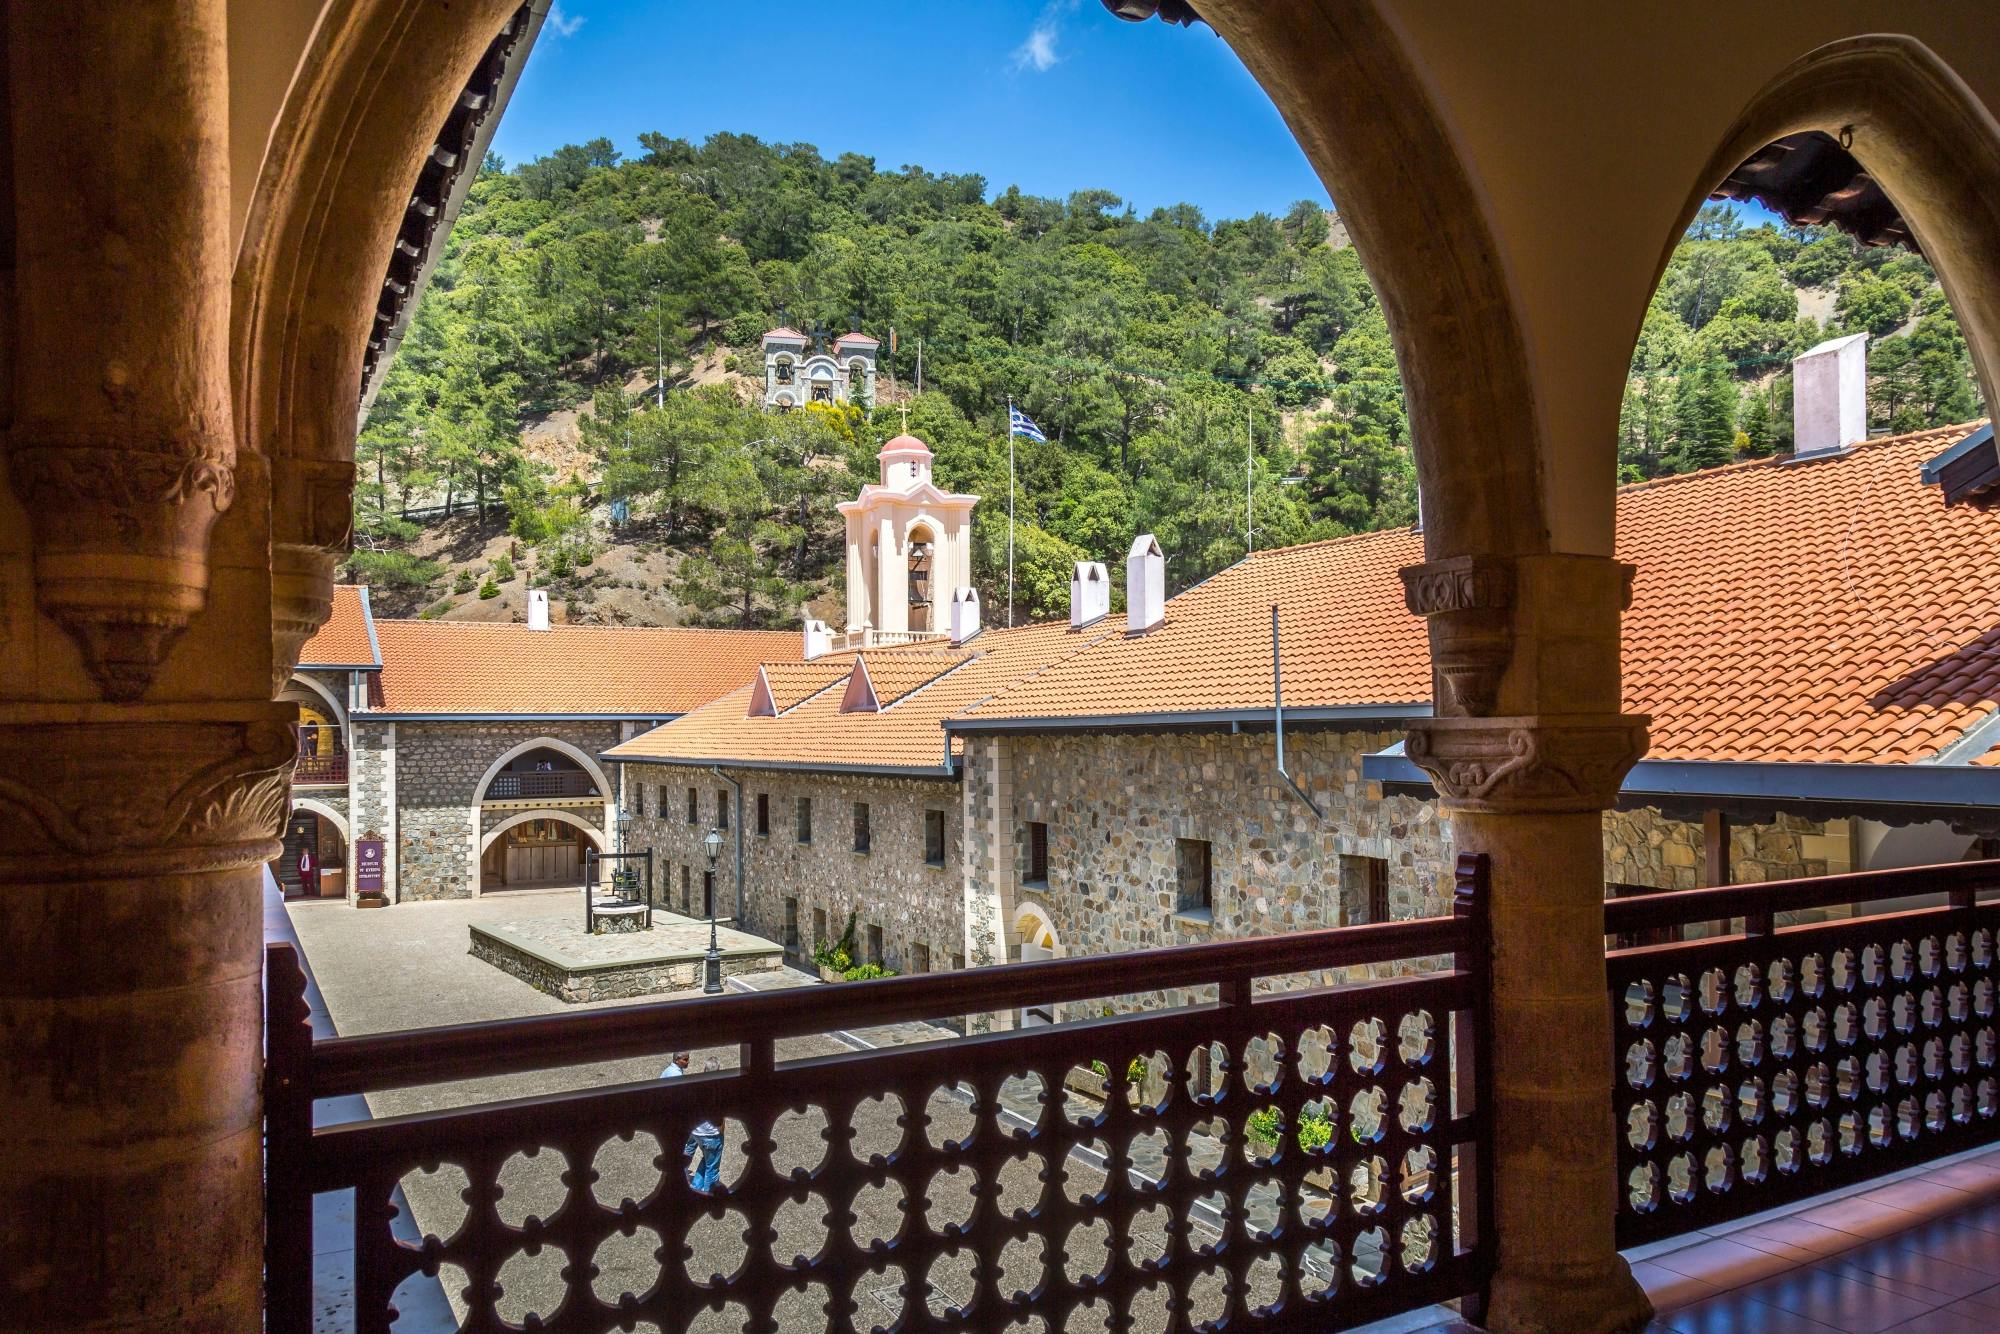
355, 838, 385, 896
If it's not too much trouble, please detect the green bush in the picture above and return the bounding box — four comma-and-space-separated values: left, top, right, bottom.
1245, 1105, 1335, 1152
342, 549, 441, 590
839, 962, 897, 982
477, 576, 500, 600
453, 569, 474, 594
493, 554, 515, 581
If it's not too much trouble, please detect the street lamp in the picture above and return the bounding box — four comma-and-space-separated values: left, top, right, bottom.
702, 827, 725, 994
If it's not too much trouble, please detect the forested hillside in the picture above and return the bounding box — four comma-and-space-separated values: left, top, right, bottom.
354, 133, 1984, 626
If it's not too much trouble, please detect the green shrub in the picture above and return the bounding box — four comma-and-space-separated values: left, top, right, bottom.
839, 962, 897, 982
493, 554, 515, 581
342, 549, 441, 590
419, 599, 453, 620
477, 576, 500, 600
453, 569, 474, 594
1245, 1105, 1335, 1152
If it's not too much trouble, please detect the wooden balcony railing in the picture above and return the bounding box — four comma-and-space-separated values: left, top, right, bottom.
291, 751, 347, 786
264, 856, 1496, 1333
485, 768, 600, 801
1606, 859, 2000, 1247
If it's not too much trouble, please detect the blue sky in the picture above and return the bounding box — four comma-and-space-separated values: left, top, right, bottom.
489, 1, 1330, 222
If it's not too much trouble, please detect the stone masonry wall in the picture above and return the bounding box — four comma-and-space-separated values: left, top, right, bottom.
390, 721, 620, 902
349, 719, 395, 901
1603, 808, 1850, 889
624, 766, 963, 975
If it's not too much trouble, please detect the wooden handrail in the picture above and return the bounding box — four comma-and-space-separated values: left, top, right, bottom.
1602, 858, 2000, 936
307, 909, 1478, 1098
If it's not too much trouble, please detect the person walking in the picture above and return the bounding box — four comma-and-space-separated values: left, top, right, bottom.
661, 1052, 723, 1191
295, 844, 316, 898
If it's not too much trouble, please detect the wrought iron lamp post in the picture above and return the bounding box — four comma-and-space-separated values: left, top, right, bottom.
702, 827, 724, 994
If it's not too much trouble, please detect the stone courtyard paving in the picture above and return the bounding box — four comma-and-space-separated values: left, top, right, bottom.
286, 892, 1383, 1331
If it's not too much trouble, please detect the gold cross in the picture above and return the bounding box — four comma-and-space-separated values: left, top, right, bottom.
899, 402, 910, 433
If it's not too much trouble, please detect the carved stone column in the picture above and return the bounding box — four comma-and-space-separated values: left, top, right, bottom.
0, 709, 294, 1328
1403, 553, 1654, 1334
6, 0, 237, 701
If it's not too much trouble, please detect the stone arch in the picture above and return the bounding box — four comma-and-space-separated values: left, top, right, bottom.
289, 796, 350, 843
1013, 901, 1063, 960
233, 0, 527, 676
1196, 2, 1552, 561
1671, 35, 2000, 412
479, 808, 608, 855
474, 735, 614, 805
280, 672, 347, 730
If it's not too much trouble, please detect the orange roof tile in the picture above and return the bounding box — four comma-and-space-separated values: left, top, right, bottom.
298, 585, 380, 667
962, 421, 2000, 766
751, 662, 851, 715
370, 620, 800, 716
846, 652, 975, 711
607, 622, 1104, 773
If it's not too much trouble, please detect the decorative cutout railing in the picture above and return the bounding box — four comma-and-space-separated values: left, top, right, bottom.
265, 857, 1494, 1332
291, 750, 347, 786
1606, 860, 2000, 1247
487, 769, 601, 800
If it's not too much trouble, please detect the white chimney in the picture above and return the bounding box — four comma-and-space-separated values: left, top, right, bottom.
949, 586, 981, 643
1126, 533, 1165, 634
1069, 561, 1110, 628
527, 588, 551, 631
1792, 332, 1868, 458
802, 617, 832, 661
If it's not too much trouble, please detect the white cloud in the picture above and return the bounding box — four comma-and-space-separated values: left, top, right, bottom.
1011, 1, 1078, 74
548, 3, 585, 38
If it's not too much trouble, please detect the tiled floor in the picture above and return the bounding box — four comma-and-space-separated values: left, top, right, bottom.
1632, 1144, 2000, 1333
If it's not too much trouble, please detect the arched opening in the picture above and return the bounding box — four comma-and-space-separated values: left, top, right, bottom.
279, 675, 348, 785
476, 738, 610, 803
479, 811, 606, 892
1014, 902, 1063, 1027
281, 801, 349, 899
907, 523, 936, 633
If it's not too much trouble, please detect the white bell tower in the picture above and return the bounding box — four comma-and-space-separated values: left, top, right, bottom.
836, 432, 979, 642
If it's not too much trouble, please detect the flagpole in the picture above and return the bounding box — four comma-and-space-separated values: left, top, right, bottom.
1246, 400, 1254, 554
1006, 396, 1015, 627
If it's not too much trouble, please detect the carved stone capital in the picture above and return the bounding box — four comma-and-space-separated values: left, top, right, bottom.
0, 710, 296, 882
1400, 555, 1514, 716
271, 543, 341, 695
8, 438, 236, 700
1405, 714, 1649, 814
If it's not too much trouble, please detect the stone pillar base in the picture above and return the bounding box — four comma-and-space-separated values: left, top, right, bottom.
1487, 1261, 1654, 1334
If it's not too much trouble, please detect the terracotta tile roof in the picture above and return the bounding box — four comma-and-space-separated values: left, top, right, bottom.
298, 586, 380, 668
369, 620, 800, 716
962, 421, 2000, 766
958, 527, 1431, 724
753, 662, 851, 714
606, 621, 1104, 773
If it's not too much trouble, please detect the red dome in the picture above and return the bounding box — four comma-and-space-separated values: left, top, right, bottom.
879, 433, 933, 457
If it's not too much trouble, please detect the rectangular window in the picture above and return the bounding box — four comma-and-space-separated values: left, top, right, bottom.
1023, 821, 1049, 886
1176, 838, 1213, 916
756, 793, 770, 836
814, 906, 828, 950
796, 796, 813, 844
631, 784, 646, 819
853, 801, 871, 854
865, 924, 884, 966
783, 897, 799, 952
716, 789, 730, 830
924, 809, 947, 866
680, 864, 690, 913
1340, 854, 1390, 925
702, 869, 715, 919
911, 942, 931, 974
686, 786, 697, 824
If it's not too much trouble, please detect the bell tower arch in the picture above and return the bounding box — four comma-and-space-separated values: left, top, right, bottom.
837, 434, 980, 641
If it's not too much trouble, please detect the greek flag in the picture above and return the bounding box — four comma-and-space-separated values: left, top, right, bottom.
1008, 407, 1047, 443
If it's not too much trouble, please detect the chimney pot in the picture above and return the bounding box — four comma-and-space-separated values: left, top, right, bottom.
1792, 332, 1868, 458
527, 589, 551, 631
802, 618, 832, 661
949, 586, 982, 644
1070, 561, 1110, 628
1125, 534, 1165, 633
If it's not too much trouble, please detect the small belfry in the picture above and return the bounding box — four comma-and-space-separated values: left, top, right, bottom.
761, 325, 878, 410
836, 432, 979, 641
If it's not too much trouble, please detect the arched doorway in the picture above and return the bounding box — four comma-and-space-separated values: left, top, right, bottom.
479, 811, 607, 892
280, 675, 348, 786
1014, 903, 1063, 1027
281, 801, 349, 899
907, 524, 936, 633
478, 742, 604, 803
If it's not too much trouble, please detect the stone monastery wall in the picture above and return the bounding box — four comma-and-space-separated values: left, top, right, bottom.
626, 766, 965, 975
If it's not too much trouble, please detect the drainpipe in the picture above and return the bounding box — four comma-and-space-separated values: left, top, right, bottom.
1271, 604, 1323, 818
710, 765, 746, 923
